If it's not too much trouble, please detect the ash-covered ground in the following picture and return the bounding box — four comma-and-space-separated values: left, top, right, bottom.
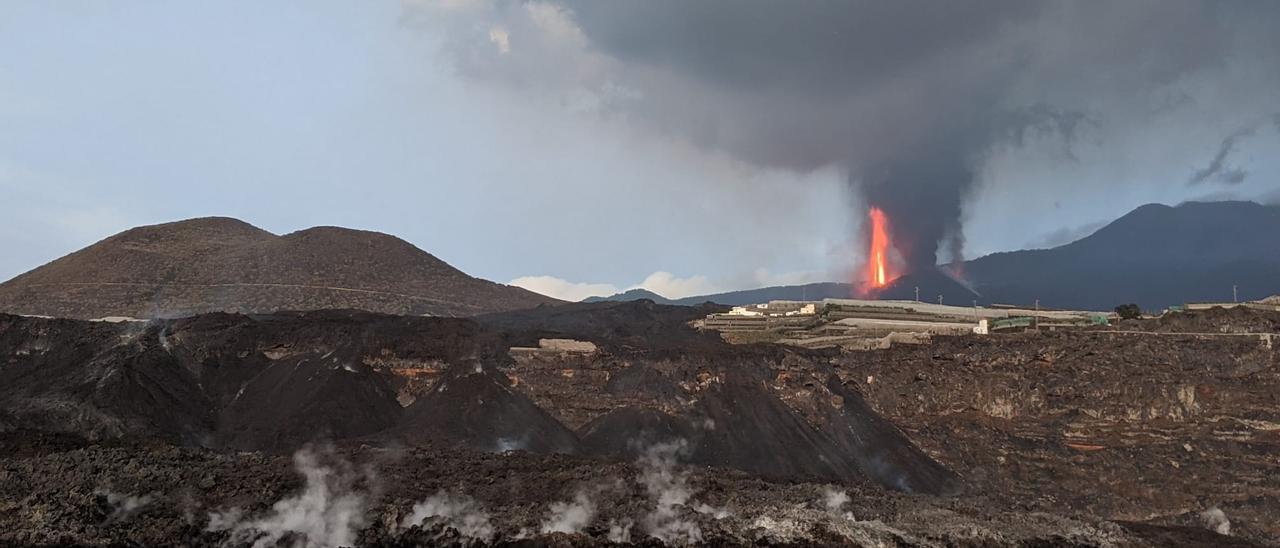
1, 302, 1277, 546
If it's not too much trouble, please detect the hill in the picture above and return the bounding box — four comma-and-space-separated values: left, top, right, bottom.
672, 281, 856, 306
582, 288, 676, 304
583, 283, 857, 306
964, 201, 1280, 310
0, 217, 559, 319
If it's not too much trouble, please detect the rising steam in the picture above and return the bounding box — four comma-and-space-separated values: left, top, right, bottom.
1200, 507, 1231, 536
607, 518, 634, 543
638, 439, 703, 545
539, 490, 596, 534
821, 486, 855, 521
400, 491, 495, 541
96, 489, 155, 523
206, 448, 367, 548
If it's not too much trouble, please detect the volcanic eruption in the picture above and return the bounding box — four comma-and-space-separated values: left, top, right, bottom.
856, 196, 979, 304
861, 207, 899, 296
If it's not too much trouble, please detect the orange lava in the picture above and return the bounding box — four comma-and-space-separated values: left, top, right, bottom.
865, 207, 894, 289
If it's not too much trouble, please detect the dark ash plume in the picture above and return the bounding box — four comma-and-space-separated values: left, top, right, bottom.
1188, 127, 1255, 186
416, 1, 1280, 270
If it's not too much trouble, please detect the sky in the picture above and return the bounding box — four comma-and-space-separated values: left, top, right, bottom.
2, 1, 1278, 301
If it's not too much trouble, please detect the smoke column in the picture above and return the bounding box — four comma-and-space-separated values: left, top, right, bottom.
416, 1, 1280, 271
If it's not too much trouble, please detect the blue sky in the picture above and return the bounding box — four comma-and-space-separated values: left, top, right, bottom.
2, 2, 1277, 300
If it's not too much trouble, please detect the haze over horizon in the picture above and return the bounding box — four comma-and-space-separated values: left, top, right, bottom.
3, 1, 1279, 301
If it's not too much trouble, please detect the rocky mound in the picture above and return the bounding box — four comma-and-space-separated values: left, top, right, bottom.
578, 407, 696, 456
0, 217, 559, 319
0, 312, 407, 450
0, 306, 958, 495
1113, 305, 1280, 333
488, 302, 960, 494
396, 363, 583, 454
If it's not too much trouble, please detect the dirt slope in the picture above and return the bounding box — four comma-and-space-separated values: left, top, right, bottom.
0, 312, 406, 450
396, 363, 584, 454
0, 217, 559, 318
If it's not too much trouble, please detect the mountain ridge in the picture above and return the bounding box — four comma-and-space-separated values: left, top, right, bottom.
0, 216, 560, 319
586, 201, 1280, 310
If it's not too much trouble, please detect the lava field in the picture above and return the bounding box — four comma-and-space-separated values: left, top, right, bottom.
1, 302, 1277, 546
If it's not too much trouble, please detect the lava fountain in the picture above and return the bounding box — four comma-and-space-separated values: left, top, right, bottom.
862, 207, 897, 295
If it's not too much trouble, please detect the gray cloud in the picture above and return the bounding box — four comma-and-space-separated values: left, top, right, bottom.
1188, 127, 1255, 185
1219, 168, 1249, 185
416, 0, 1280, 270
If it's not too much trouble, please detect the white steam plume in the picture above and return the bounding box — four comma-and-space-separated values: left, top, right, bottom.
821, 486, 855, 520
206, 448, 367, 548
96, 489, 154, 523
400, 491, 494, 541
693, 502, 731, 520
607, 518, 634, 543
638, 439, 702, 545
1200, 507, 1231, 536
540, 490, 596, 534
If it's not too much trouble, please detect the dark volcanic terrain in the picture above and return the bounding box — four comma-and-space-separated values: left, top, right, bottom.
1, 301, 1277, 545
0, 217, 559, 319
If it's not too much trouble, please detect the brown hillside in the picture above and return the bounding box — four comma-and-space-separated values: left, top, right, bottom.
0, 217, 559, 319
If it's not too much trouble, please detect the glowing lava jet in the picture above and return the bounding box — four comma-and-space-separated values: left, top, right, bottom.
863, 207, 897, 294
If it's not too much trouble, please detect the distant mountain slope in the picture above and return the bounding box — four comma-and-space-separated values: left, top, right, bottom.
965, 201, 1280, 310
582, 288, 676, 304
582, 283, 855, 306
872, 267, 980, 305
673, 282, 855, 306
581, 201, 1280, 311
0, 217, 560, 319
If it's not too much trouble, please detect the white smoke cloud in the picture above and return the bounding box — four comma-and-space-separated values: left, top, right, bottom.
206, 448, 367, 548
1200, 507, 1230, 536
494, 435, 528, 453
822, 487, 848, 512
607, 518, 634, 543
96, 489, 154, 523
638, 439, 702, 545
509, 275, 621, 302
512, 265, 848, 302
821, 486, 855, 521
487, 27, 511, 54
539, 490, 596, 534
634, 271, 718, 300
510, 271, 720, 301
692, 502, 731, 520
401, 491, 495, 541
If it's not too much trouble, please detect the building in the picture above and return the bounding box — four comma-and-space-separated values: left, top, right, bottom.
1186, 296, 1280, 313
703, 297, 1108, 342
